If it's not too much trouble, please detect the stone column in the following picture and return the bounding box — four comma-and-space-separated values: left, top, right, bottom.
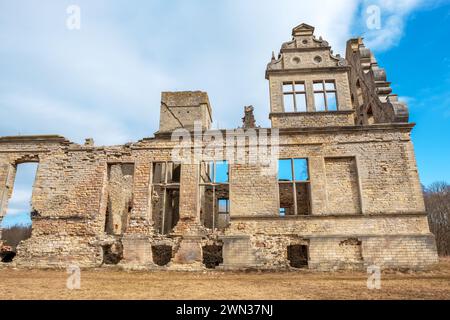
171, 164, 205, 266
172, 164, 205, 235
306, 81, 315, 112
124, 161, 154, 234
0, 163, 14, 219
121, 161, 154, 268
308, 156, 327, 215
0, 163, 14, 241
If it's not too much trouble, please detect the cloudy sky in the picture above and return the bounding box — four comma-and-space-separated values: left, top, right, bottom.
1, 0, 449, 226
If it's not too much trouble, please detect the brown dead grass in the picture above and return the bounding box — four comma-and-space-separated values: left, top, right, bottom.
1, 258, 449, 300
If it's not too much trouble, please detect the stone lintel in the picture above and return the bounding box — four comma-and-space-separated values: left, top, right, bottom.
230, 212, 428, 220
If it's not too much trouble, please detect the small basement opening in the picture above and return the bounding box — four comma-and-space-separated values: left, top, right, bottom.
202, 244, 223, 269
287, 245, 309, 268
152, 245, 172, 266
102, 243, 123, 265
1, 251, 16, 263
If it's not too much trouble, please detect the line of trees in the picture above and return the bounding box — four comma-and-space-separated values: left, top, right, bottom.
1, 225, 32, 251
424, 182, 450, 256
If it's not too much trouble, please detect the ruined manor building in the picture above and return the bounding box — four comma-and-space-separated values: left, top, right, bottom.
0, 24, 438, 270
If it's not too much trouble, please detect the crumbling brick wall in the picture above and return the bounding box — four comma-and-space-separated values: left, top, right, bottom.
0, 125, 438, 270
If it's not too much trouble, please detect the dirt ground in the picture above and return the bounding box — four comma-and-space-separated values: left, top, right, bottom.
0, 258, 449, 300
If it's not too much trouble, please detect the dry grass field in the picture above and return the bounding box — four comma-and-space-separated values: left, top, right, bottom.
0, 258, 449, 300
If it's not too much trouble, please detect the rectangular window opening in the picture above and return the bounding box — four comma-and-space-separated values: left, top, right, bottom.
151, 162, 180, 235
314, 92, 326, 111
105, 163, 134, 236
199, 161, 230, 230
283, 94, 295, 112
1, 162, 37, 261
313, 80, 338, 111
283, 81, 307, 112
278, 159, 311, 216
218, 198, 229, 214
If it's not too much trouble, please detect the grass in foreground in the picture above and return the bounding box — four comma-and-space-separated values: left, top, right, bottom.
0, 258, 449, 300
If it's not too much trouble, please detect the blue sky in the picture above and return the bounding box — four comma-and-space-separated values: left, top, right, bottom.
1, 163, 36, 228
371, 3, 450, 186
1, 0, 449, 227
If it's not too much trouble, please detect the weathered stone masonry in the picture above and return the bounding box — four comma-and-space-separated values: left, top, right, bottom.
0, 23, 438, 270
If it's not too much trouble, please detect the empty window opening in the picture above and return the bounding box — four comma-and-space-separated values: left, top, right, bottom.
287, 245, 309, 268
153, 162, 181, 184
278, 159, 311, 216
313, 80, 338, 111
199, 161, 229, 230
1, 163, 37, 228
151, 162, 180, 235
283, 81, 307, 112
202, 244, 224, 269
217, 198, 230, 230
1, 162, 38, 261
105, 164, 134, 236
152, 245, 172, 266
218, 199, 229, 214
102, 243, 123, 265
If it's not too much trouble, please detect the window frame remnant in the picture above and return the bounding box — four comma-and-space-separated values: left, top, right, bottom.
218, 198, 229, 214
313, 80, 338, 111
151, 162, 181, 235
199, 160, 230, 230
282, 81, 307, 112
278, 158, 311, 216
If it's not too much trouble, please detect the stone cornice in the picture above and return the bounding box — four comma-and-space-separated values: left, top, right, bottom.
280, 46, 332, 53
270, 110, 354, 117
230, 212, 427, 220
0, 135, 72, 144
266, 66, 350, 79
151, 122, 415, 140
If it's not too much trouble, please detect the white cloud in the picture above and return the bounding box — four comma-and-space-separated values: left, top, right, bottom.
0, 0, 432, 145
360, 0, 439, 50
7, 189, 32, 204
0, 92, 133, 145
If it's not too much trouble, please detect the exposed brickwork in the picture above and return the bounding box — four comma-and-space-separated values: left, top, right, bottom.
230, 164, 279, 217
324, 157, 361, 214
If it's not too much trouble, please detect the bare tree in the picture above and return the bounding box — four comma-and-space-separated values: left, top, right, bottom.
424, 182, 450, 256
1, 226, 32, 251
